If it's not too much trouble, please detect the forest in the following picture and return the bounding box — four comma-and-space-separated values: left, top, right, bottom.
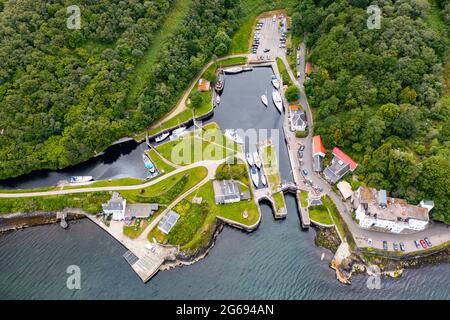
291, 0, 449, 223
0, 0, 240, 179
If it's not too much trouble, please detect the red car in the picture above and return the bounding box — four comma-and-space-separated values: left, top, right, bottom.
419, 239, 428, 249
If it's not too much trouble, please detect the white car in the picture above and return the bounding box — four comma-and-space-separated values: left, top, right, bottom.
368, 238, 373, 247
272, 15, 276, 22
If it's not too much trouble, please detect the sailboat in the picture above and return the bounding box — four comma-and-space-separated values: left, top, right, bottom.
271, 75, 280, 89
272, 90, 283, 113
260, 170, 267, 186
251, 165, 259, 187
261, 90, 268, 107
155, 131, 170, 143
224, 129, 244, 144
253, 151, 262, 168
246, 152, 254, 166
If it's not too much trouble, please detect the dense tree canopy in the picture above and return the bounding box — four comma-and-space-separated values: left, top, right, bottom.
291, 0, 450, 223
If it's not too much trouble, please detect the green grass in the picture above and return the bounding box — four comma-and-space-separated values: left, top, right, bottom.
276, 57, 292, 86
272, 191, 285, 213
147, 149, 175, 174
298, 191, 308, 207
0, 186, 59, 193
261, 144, 281, 191
148, 109, 193, 136
127, 0, 193, 107
309, 205, 333, 225
322, 195, 356, 248
288, 33, 302, 70
64, 178, 144, 190
188, 90, 213, 116
215, 161, 250, 186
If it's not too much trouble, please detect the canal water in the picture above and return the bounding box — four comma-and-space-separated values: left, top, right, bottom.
0, 67, 449, 299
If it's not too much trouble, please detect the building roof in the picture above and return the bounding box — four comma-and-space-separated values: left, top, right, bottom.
337, 181, 353, 200
290, 109, 306, 130
312, 135, 326, 157
198, 78, 210, 92
158, 210, 180, 235
289, 105, 299, 111
356, 187, 429, 222
313, 154, 323, 172
125, 203, 157, 219
102, 192, 125, 211
213, 180, 241, 201
332, 147, 357, 171
305, 62, 312, 75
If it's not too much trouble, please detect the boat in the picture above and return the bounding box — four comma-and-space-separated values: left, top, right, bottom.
261, 93, 268, 107
69, 176, 93, 184
169, 126, 187, 140
142, 153, 155, 173
215, 95, 221, 105
271, 75, 280, 89
224, 66, 243, 74
272, 90, 283, 113
224, 129, 244, 144
260, 170, 267, 186
215, 69, 225, 93
155, 131, 170, 143
250, 165, 259, 187
242, 66, 253, 72
253, 151, 262, 168
246, 152, 254, 166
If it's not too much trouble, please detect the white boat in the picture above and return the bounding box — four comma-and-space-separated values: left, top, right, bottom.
224, 129, 244, 144
271, 75, 280, 89
251, 165, 259, 187
260, 170, 267, 186
224, 66, 243, 74
246, 152, 254, 166
69, 176, 93, 184
142, 153, 155, 173
253, 151, 262, 168
272, 90, 283, 113
155, 132, 170, 143
216, 95, 221, 105
243, 66, 253, 72
261, 94, 268, 107
169, 126, 187, 140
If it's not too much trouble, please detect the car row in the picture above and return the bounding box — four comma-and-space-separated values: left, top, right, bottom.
378, 238, 433, 252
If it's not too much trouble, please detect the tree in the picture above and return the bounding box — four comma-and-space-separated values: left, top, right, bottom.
190, 92, 203, 109
284, 85, 300, 102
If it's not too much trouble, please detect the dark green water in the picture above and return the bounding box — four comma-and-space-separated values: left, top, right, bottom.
0, 68, 449, 299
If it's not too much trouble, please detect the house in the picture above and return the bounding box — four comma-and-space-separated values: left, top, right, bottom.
289, 105, 307, 132
323, 147, 357, 183
305, 62, 312, 76
352, 187, 431, 233
312, 135, 325, 172
198, 78, 210, 92
158, 210, 180, 235
213, 180, 242, 204
124, 203, 158, 221
102, 192, 126, 221
337, 181, 353, 200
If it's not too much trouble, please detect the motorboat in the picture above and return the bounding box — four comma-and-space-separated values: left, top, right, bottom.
242, 66, 253, 72
260, 170, 267, 186
142, 153, 156, 173
271, 75, 280, 89
251, 165, 259, 187
215, 95, 221, 105
69, 176, 93, 184
224, 66, 243, 74
272, 90, 283, 113
246, 152, 254, 166
253, 151, 262, 169
215, 69, 225, 93
155, 131, 170, 143
261, 93, 268, 107
224, 129, 244, 144
169, 126, 187, 140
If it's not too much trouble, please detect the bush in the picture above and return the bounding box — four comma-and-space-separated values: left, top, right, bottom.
285, 85, 300, 102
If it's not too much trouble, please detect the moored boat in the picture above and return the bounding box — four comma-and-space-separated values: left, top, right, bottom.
251, 165, 259, 187
253, 151, 262, 168
246, 152, 254, 166
260, 170, 267, 186
224, 129, 244, 144
224, 66, 243, 74
271, 75, 280, 89
242, 66, 253, 72
142, 153, 155, 173
169, 126, 187, 140
215, 95, 221, 105
155, 132, 170, 143
215, 69, 225, 93
69, 176, 93, 184
261, 94, 268, 107
272, 90, 283, 113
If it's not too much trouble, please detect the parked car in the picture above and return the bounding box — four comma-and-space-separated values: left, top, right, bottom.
272, 15, 276, 22
419, 239, 427, 249
263, 48, 270, 53
298, 151, 303, 159
299, 159, 304, 166
393, 243, 398, 251
383, 241, 388, 250
424, 237, 432, 247
299, 145, 305, 151
414, 240, 420, 249
399, 242, 405, 252
367, 238, 373, 247
302, 169, 308, 176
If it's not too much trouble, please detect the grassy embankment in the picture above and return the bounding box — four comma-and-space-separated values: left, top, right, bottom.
276, 57, 292, 86
272, 191, 286, 214
146, 149, 175, 174
322, 195, 356, 248
309, 204, 333, 225
260, 144, 281, 192
155, 122, 239, 166
298, 190, 308, 207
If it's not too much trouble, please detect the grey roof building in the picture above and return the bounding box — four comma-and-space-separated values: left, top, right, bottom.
213, 180, 242, 204
313, 155, 323, 172
102, 192, 126, 220
158, 210, 180, 235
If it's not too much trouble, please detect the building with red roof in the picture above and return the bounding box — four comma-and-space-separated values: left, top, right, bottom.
305, 62, 312, 76
312, 135, 326, 157
198, 78, 210, 92
323, 147, 358, 183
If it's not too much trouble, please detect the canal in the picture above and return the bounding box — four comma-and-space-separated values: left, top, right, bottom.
0, 67, 449, 299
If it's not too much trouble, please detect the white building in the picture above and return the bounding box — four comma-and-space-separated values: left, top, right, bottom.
352, 187, 432, 233
289, 105, 306, 132
102, 192, 126, 221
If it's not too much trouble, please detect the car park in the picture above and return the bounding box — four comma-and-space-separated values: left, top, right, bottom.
414, 240, 420, 249
399, 242, 405, 252
420, 239, 427, 249
424, 237, 432, 247
383, 241, 388, 250
393, 243, 398, 251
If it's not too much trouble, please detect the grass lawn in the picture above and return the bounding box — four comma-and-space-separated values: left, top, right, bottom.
123, 217, 151, 239
261, 144, 281, 191
272, 191, 286, 213
126, 0, 193, 107
156, 123, 238, 166
309, 205, 333, 225
64, 178, 144, 190
146, 149, 175, 174
276, 57, 292, 86
148, 109, 193, 136
215, 161, 250, 186
0, 186, 59, 193
203, 57, 248, 82
298, 190, 308, 207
